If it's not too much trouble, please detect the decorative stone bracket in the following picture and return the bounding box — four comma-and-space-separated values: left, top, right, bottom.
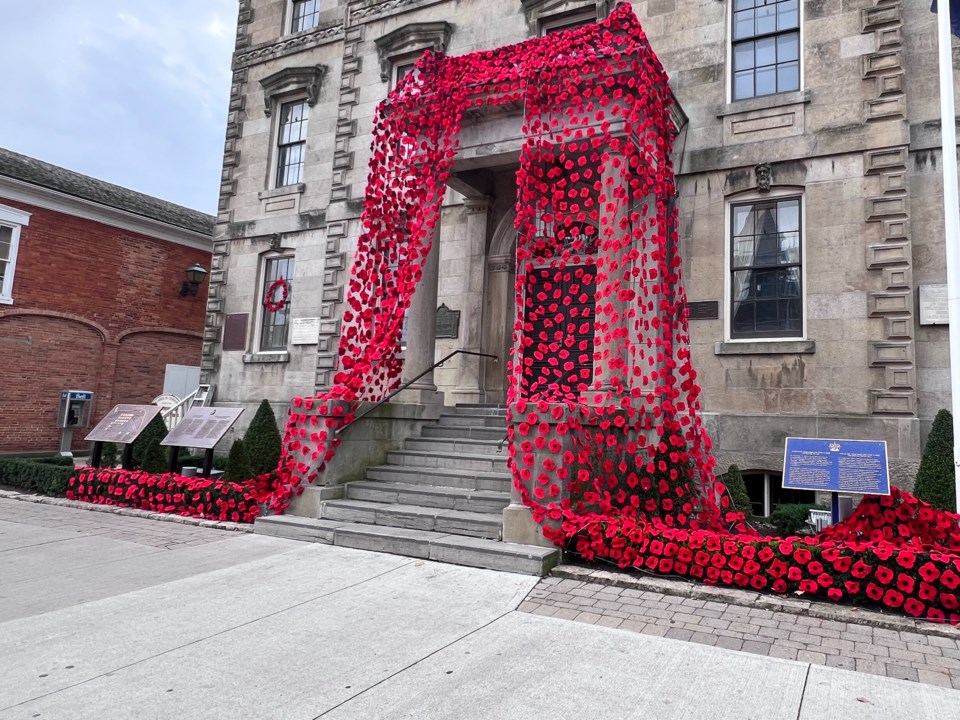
260, 65, 327, 116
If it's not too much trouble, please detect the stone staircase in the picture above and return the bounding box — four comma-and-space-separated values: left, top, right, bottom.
255, 404, 559, 575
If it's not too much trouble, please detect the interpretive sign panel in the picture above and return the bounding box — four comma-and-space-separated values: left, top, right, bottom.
160, 407, 243, 450
85, 405, 161, 444
783, 437, 890, 496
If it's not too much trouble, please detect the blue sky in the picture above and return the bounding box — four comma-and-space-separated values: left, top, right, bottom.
1, 2, 238, 215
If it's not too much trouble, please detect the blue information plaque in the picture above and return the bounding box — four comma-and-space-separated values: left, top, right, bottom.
783, 437, 890, 496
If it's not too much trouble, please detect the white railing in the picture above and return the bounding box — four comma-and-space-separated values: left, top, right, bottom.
154, 388, 200, 431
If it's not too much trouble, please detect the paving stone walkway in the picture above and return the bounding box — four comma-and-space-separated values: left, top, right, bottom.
519, 571, 960, 691
0, 496, 236, 549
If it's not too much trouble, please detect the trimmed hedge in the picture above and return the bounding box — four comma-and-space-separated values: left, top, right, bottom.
244, 400, 282, 476
0, 457, 74, 496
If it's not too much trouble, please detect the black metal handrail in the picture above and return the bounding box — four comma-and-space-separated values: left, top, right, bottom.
334, 349, 499, 436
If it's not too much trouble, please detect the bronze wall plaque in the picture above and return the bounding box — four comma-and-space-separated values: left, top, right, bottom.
435, 303, 460, 338
222, 314, 248, 351
687, 301, 719, 320
85, 405, 162, 444
160, 407, 244, 450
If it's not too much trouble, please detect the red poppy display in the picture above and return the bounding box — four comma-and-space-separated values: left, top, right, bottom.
264, 277, 290, 313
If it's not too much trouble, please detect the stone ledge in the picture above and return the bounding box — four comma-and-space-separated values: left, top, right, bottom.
257, 184, 306, 201
552, 563, 960, 641
0, 490, 253, 533
243, 351, 290, 364
714, 339, 816, 356
718, 89, 812, 118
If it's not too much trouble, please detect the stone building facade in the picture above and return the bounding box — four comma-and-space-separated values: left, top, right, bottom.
207, 0, 959, 514
0, 148, 214, 454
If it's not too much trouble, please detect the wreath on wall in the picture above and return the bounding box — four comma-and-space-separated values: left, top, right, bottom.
264, 277, 290, 313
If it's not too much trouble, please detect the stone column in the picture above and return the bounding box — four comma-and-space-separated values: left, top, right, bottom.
481, 254, 514, 404
397, 218, 444, 405
453, 196, 493, 405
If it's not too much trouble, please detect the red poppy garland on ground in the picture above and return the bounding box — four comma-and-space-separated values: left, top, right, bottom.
66, 467, 281, 524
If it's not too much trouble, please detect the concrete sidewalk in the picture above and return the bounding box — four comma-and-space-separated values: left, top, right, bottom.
1, 498, 958, 719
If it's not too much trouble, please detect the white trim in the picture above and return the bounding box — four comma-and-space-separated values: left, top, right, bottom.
0, 178, 211, 251
0, 203, 28, 305
723, 188, 807, 342
726, 0, 804, 104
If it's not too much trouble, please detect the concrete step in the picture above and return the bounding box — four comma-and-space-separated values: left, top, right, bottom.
320, 499, 502, 539
454, 404, 508, 416
386, 449, 509, 473
421, 425, 508, 441
436, 413, 508, 429
404, 436, 506, 456
346, 480, 510, 514
365, 464, 511, 492
254, 515, 559, 576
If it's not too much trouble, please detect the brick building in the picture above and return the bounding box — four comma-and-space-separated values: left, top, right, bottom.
205, 0, 958, 557
0, 148, 214, 454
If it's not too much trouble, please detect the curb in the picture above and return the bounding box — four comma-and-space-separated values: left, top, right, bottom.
0, 490, 254, 534
552, 563, 960, 642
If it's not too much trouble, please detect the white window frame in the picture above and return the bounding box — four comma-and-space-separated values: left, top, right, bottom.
726, 0, 804, 104
0, 204, 30, 305
723, 189, 807, 342
256, 253, 295, 354
287, 0, 321, 35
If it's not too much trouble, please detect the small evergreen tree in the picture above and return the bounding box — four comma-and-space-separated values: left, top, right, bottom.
914, 409, 957, 512
224, 439, 253, 482
133, 415, 169, 472
725, 464, 753, 516
243, 400, 282, 475
100, 442, 119, 468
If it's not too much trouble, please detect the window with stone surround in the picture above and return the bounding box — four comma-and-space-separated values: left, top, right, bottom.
259, 255, 294, 352
290, 0, 320, 33
540, 9, 596, 35
729, 196, 803, 339
0, 204, 29, 305
275, 100, 308, 188
730, 0, 800, 101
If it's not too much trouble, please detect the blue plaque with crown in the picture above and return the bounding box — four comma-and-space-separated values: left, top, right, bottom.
783, 437, 890, 496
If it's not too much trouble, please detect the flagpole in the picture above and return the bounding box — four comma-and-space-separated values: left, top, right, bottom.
936, 2, 960, 512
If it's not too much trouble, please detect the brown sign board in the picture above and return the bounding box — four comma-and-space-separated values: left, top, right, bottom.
160, 407, 243, 450
85, 405, 162, 444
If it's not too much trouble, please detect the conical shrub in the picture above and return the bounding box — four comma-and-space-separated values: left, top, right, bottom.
133, 414, 169, 472
224, 439, 253, 482
914, 409, 957, 512
725, 464, 753, 516
243, 400, 282, 475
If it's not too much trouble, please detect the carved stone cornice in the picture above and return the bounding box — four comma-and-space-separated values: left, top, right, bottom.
233, 24, 344, 70
374, 21, 453, 81
259, 65, 327, 116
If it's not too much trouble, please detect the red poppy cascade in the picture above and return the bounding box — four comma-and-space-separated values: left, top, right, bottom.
256, 3, 960, 625
264, 277, 290, 313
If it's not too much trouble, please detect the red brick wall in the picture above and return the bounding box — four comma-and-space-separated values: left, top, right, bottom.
0, 198, 209, 454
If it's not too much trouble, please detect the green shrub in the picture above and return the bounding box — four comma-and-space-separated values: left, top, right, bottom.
724, 464, 753, 516
132, 415, 169, 470
770, 503, 821, 536
243, 400, 282, 475
915, 409, 957, 512
223, 439, 253, 482
100, 442, 119, 468
0, 458, 73, 496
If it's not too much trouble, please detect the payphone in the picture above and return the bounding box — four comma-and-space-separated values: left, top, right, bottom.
58, 390, 94, 454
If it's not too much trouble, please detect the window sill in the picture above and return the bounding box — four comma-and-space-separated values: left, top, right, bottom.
714, 339, 815, 356
243, 352, 290, 364
718, 89, 811, 119
258, 184, 305, 201
0, 296, 12, 306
